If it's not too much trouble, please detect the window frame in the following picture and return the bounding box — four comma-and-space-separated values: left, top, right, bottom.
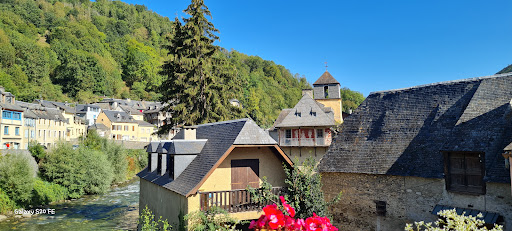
285, 129, 292, 139
443, 151, 486, 195
3, 126, 8, 135
15, 127, 19, 136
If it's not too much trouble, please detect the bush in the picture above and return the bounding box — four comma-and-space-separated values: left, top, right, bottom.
42, 142, 113, 198
185, 207, 240, 231
405, 209, 503, 231
31, 178, 68, 205
28, 141, 46, 163
82, 129, 127, 184
80, 147, 113, 195
0, 153, 34, 205
139, 205, 171, 231
0, 188, 16, 214
127, 149, 147, 176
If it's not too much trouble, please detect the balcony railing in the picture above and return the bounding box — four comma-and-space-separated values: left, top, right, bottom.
199, 187, 285, 213
280, 138, 327, 147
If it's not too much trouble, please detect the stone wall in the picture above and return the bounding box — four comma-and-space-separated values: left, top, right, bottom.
321, 172, 512, 231
113, 140, 148, 149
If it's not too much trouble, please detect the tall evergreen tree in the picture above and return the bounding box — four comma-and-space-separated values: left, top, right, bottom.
159, 0, 243, 133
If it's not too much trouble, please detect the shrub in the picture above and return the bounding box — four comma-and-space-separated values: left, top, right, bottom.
139, 205, 171, 231
185, 206, 240, 231
0, 153, 34, 205
31, 178, 68, 205
103, 141, 127, 183
28, 141, 46, 163
127, 149, 147, 176
0, 188, 16, 214
405, 209, 503, 231
42, 142, 113, 198
80, 147, 113, 195
82, 129, 127, 184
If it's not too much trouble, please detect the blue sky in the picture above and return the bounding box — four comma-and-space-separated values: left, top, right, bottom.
122, 0, 511, 96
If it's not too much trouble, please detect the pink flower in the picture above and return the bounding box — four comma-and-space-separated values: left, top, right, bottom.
263, 204, 285, 229
280, 196, 296, 218
305, 213, 338, 231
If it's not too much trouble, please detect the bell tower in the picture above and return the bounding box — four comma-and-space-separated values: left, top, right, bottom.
313, 71, 343, 123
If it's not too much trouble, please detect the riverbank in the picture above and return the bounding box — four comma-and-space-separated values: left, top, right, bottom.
0, 179, 140, 230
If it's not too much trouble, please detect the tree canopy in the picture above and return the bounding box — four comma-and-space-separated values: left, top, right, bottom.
340, 87, 365, 113
0, 0, 309, 127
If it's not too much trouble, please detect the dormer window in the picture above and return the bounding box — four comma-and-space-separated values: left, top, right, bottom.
310, 111, 317, 116
295, 111, 301, 117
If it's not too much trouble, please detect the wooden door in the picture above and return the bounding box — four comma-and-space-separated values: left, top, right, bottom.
231, 159, 259, 190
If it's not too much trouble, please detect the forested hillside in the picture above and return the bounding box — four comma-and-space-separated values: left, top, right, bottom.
0, 0, 309, 127
497, 64, 512, 74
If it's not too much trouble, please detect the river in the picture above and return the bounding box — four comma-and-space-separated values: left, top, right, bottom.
0, 180, 140, 231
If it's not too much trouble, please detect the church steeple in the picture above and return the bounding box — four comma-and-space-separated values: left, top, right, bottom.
312, 71, 343, 124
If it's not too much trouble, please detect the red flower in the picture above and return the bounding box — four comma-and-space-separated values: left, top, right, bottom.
305, 213, 338, 231
263, 204, 285, 229
280, 196, 296, 218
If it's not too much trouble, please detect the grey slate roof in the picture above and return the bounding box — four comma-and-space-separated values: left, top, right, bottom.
156, 140, 208, 154
120, 105, 143, 115
89, 123, 109, 131
23, 109, 38, 119
313, 71, 340, 85
137, 118, 281, 196
318, 72, 512, 183
0, 102, 24, 111
137, 120, 155, 127
274, 94, 335, 128
102, 110, 134, 123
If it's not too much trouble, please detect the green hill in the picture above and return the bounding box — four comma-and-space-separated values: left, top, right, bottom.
0, 0, 309, 127
497, 64, 512, 74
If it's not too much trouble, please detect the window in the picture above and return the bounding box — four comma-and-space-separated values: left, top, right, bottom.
444, 152, 485, 194
15, 127, 19, 136
231, 159, 259, 190
132, 126, 135, 131
13, 112, 21, 120
124, 126, 128, 131
31, 131, 35, 138
25, 130, 29, 138
316, 129, 324, 138
2, 111, 11, 119
112, 125, 115, 130
3, 126, 8, 135
285, 129, 292, 139
324, 86, 329, 98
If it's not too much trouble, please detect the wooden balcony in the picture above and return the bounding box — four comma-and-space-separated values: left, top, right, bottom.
280, 138, 327, 147
199, 187, 285, 213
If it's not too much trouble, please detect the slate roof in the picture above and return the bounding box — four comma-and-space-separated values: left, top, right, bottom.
76, 104, 100, 112
89, 123, 109, 131
120, 105, 143, 115
137, 120, 155, 127
23, 109, 38, 119
274, 94, 335, 128
156, 140, 208, 154
313, 71, 340, 85
0, 102, 24, 111
137, 118, 281, 196
102, 110, 135, 123
318, 73, 512, 183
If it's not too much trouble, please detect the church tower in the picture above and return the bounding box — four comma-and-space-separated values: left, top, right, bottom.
313, 71, 343, 124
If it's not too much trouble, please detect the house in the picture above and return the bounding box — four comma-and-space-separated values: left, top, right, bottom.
318, 73, 512, 230
33, 100, 87, 141
95, 110, 156, 141
270, 71, 341, 163
0, 87, 24, 149
271, 93, 335, 163
76, 104, 101, 126
137, 118, 292, 227
22, 108, 37, 149
143, 104, 177, 139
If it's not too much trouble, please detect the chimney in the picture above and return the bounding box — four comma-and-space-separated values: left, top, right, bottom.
183, 126, 197, 140
302, 89, 313, 98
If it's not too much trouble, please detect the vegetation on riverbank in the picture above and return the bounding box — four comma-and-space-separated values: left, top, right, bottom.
0, 130, 147, 215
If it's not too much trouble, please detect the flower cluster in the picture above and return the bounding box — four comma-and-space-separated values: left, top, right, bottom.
249, 196, 338, 231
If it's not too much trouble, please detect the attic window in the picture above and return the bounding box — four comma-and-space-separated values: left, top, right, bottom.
295, 112, 301, 117
310, 111, 317, 116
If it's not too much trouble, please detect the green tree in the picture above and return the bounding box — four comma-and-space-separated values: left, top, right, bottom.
159, 0, 243, 132
0, 153, 35, 205
340, 87, 365, 113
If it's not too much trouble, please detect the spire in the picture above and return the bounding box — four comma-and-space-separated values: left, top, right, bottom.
313, 71, 340, 85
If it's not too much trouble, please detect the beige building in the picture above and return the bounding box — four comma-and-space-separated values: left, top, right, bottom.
138, 119, 292, 227
96, 110, 156, 141
0, 87, 24, 149
270, 71, 341, 164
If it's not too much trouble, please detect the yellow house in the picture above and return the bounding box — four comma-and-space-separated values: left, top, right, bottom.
31, 108, 68, 148
138, 118, 292, 228
96, 110, 156, 141
0, 88, 24, 149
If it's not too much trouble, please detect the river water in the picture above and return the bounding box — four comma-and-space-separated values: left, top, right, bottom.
0, 180, 140, 231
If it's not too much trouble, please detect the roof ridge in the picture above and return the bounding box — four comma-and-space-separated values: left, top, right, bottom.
370, 72, 512, 95
196, 118, 249, 127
